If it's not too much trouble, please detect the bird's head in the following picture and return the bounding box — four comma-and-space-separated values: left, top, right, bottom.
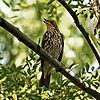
43, 18, 58, 31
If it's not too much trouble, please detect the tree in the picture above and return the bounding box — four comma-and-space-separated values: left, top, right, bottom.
0, 0, 100, 100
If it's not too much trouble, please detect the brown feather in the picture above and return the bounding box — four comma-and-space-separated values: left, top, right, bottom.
39, 19, 64, 88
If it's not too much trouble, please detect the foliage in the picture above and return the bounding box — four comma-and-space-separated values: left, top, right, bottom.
0, 52, 100, 100
0, 0, 100, 100
0, 0, 99, 66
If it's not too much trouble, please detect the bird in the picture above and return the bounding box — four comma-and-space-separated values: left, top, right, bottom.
39, 18, 64, 88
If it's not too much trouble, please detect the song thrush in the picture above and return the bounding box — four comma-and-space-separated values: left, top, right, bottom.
39, 19, 64, 88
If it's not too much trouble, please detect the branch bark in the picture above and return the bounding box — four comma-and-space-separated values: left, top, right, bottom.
58, 0, 100, 65
0, 17, 100, 100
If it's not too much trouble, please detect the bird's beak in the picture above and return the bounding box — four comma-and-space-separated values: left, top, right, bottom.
43, 18, 51, 25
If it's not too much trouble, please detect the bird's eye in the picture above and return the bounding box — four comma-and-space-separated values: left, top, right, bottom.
51, 21, 54, 24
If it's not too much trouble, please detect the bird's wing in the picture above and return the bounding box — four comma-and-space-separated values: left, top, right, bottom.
42, 31, 49, 49
41, 31, 49, 71
58, 33, 64, 61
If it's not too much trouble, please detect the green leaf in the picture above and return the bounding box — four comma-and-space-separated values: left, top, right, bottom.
82, 66, 85, 74
20, 79, 25, 87
97, 41, 100, 46
94, 82, 99, 87
1, 66, 8, 73
47, 0, 55, 5
27, 67, 31, 75
84, 13, 88, 18
94, 70, 98, 78
62, 80, 69, 86
29, 75, 36, 80
0, 57, 3, 60
2, 0, 10, 7
21, 71, 27, 76
91, 66, 94, 71
9, 16, 18, 18
98, 76, 100, 82
11, 63, 16, 72
29, 52, 36, 60
88, 72, 94, 76
57, 74, 62, 86
13, 9, 20, 11
97, 66, 100, 69
50, 81, 57, 89
85, 63, 90, 72
92, 83, 98, 89
33, 63, 38, 70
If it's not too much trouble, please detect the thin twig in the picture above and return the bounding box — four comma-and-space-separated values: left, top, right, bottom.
58, 0, 100, 65
68, 0, 72, 5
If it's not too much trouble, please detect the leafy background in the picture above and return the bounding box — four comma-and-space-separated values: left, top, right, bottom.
0, 0, 100, 100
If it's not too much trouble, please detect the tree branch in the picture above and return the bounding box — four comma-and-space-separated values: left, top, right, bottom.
58, 0, 100, 65
0, 17, 100, 99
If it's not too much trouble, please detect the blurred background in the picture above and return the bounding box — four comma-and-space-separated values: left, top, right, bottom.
0, 0, 99, 68
0, 0, 100, 99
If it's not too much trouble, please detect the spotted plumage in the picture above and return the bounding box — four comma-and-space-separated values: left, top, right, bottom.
39, 19, 64, 88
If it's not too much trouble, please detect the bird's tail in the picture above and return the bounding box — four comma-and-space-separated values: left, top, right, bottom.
39, 72, 51, 88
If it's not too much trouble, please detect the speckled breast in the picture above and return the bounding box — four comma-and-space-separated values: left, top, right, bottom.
42, 30, 63, 59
